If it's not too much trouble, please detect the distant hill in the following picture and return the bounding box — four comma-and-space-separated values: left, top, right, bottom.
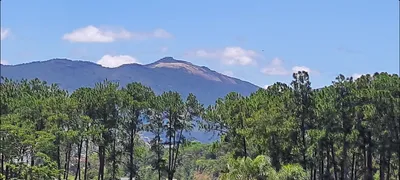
0, 57, 260, 105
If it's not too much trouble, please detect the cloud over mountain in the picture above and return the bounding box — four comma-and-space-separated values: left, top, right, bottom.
97, 55, 140, 68
63, 25, 172, 43
187, 47, 259, 66
0, 59, 8, 65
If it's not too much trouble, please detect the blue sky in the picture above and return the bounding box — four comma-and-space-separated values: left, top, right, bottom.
1, 0, 399, 88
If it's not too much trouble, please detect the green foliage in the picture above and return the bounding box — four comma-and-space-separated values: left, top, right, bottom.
1, 72, 399, 180
278, 164, 308, 180
219, 155, 307, 180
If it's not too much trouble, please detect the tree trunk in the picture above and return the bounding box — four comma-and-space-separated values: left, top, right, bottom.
168, 111, 173, 180
57, 144, 61, 180
302, 119, 307, 170
129, 128, 136, 180
351, 153, 356, 180
311, 151, 316, 180
75, 139, 83, 180
98, 145, 105, 180
240, 115, 247, 159
309, 168, 312, 180
112, 135, 117, 180
313, 167, 316, 180
56, 121, 62, 180
354, 157, 357, 180
1, 153, 4, 175
242, 137, 247, 158
65, 143, 72, 180
340, 136, 349, 180
398, 147, 400, 180
327, 146, 331, 179
170, 127, 186, 180
394, 120, 400, 180
379, 149, 385, 180
0, 137, 3, 175
18, 148, 24, 177
362, 136, 367, 177
158, 134, 162, 180
169, 129, 177, 180
5, 163, 9, 180
158, 168, 161, 180
366, 132, 373, 180
271, 135, 280, 170
386, 152, 391, 180
84, 139, 89, 180
29, 149, 35, 179
320, 148, 324, 180
64, 146, 68, 179
331, 143, 338, 180
30, 149, 35, 167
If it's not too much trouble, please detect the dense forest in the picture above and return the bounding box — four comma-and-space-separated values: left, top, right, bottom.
0, 71, 399, 180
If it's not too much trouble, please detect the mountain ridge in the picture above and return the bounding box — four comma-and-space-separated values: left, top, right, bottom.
1, 57, 260, 106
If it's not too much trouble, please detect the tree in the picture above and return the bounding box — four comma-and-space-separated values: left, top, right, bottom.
291, 71, 313, 171
1, 71, 398, 179
71, 87, 96, 180
120, 82, 155, 180
245, 83, 297, 170
159, 92, 202, 180
148, 95, 167, 180
203, 92, 248, 159
92, 80, 121, 180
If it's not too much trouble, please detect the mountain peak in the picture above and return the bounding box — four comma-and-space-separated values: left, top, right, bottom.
145, 57, 241, 85
157, 56, 176, 63
148, 57, 192, 65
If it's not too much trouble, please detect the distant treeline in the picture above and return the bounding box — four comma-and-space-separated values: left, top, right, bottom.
0, 71, 399, 180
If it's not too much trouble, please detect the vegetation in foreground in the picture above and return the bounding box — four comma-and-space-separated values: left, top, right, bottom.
0, 71, 399, 180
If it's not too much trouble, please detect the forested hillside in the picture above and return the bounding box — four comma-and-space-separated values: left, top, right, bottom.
0, 71, 399, 180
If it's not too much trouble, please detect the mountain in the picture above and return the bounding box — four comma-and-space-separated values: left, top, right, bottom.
0, 57, 260, 106
1, 57, 260, 142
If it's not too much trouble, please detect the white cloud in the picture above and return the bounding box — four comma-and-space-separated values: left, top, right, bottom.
0, 59, 8, 65
1, 28, 10, 40
63, 25, 172, 43
261, 58, 317, 76
97, 55, 140, 68
261, 58, 290, 75
160, 47, 169, 53
189, 46, 258, 66
63, 26, 116, 42
263, 85, 270, 89
152, 29, 173, 38
292, 66, 311, 73
352, 73, 362, 80
222, 71, 234, 77
292, 66, 320, 75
